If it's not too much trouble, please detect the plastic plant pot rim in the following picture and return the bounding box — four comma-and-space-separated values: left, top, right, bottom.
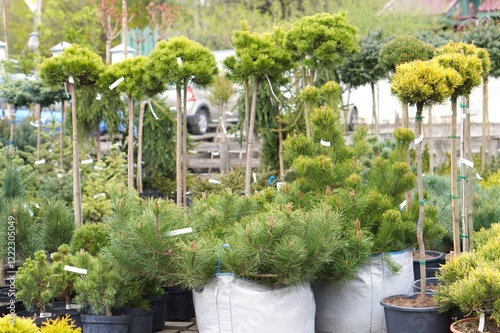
380, 292, 441, 312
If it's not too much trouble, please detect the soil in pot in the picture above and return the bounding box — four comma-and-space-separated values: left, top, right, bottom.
451, 317, 500, 333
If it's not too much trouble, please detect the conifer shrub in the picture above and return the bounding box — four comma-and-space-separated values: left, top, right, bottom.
0, 315, 39, 333
40, 315, 82, 333
16, 250, 59, 314
39, 199, 75, 254
69, 223, 109, 256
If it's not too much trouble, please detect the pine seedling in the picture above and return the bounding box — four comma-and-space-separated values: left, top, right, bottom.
16, 250, 58, 315
50, 244, 77, 309
40, 199, 75, 254
1, 145, 25, 201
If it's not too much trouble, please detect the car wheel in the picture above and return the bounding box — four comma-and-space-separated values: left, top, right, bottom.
191, 109, 209, 135
348, 106, 358, 132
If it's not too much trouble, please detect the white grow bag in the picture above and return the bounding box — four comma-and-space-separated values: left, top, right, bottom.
193, 274, 316, 333
314, 248, 414, 333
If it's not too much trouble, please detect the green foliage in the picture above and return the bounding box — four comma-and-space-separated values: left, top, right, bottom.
435, 225, 500, 325
73, 253, 137, 316
50, 244, 78, 307
16, 250, 58, 313
340, 30, 388, 88
284, 12, 360, 71
1, 146, 25, 200
39, 199, 75, 254
81, 146, 126, 223
391, 59, 462, 109
0, 315, 39, 333
70, 223, 110, 256
39, 44, 105, 89
461, 22, 500, 78
379, 35, 435, 73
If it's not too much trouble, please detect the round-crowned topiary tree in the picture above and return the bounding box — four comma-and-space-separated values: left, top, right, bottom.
39, 44, 105, 227
391, 59, 462, 298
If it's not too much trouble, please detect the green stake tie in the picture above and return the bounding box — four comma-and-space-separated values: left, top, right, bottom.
458, 175, 467, 180
415, 115, 424, 121
460, 103, 467, 108
419, 260, 426, 265
448, 135, 458, 139
449, 195, 459, 199
418, 200, 425, 205
460, 234, 469, 239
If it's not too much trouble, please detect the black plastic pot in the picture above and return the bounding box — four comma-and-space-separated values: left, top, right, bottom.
80, 314, 130, 333
380, 293, 451, 333
151, 292, 169, 331
46, 302, 82, 328
413, 250, 445, 281
114, 307, 153, 333
413, 277, 441, 294
163, 286, 195, 321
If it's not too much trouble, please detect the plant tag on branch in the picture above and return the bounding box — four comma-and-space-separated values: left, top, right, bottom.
208, 179, 221, 184
81, 159, 93, 165
167, 227, 193, 236
479, 312, 485, 332
30, 121, 39, 128
148, 101, 159, 119
94, 165, 104, 170
64, 265, 87, 274
57, 173, 64, 178
96, 93, 101, 101
400, 200, 406, 210
476, 173, 482, 180
68, 76, 74, 84
415, 136, 423, 145
35, 159, 46, 165
109, 77, 124, 90
320, 139, 331, 147
253, 172, 257, 183
459, 158, 474, 168
177, 57, 183, 66
93, 193, 106, 199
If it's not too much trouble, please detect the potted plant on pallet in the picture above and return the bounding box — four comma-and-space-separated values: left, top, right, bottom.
380, 40, 483, 333
72, 252, 133, 333
434, 224, 500, 332
15, 250, 64, 325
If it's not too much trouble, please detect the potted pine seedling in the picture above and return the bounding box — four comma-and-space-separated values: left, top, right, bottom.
15, 250, 62, 326
73, 252, 134, 333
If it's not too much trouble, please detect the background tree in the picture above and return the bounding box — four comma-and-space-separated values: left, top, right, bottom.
434, 42, 489, 254
148, 36, 218, 205
39, 43, 105, 227
0, 78, 31, 145
461, 23, 500, 173
225, 23, 292, 194
339, 30, 388, 135
98, 55, 162, 190
93, 0, 122, 64
391, 59, 462, 297
284, 12, 360, 139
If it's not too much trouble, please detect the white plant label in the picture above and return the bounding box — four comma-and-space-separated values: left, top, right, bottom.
57, 173, 64, 178
476, 173, 483, 180
253, 172, 257, 183
68, 75, 74, 84
64, 265, 87, 275
35, 203, 40, 209
208, 179, 221, 184
94, 165, 104, 170
277, 182, 284, 191
148, 100, 159, 119
34, 159, 46, 165
211, 151, 220, 156
30, 121, 39, 128
176, 57, 183, 66
400, 200, 406, 210
93, 193, 106, 199
479, 312, 485, 332
96, 93, 102, 101
109, 76, 124, 90
320, 139, 331, 147
415, 136, 423, 145
459, 158, 474, 168
81, 159, 93, 165
167, 227, 193, 236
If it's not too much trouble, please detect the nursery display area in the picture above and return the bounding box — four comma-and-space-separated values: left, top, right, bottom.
3, 3, 500, 333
